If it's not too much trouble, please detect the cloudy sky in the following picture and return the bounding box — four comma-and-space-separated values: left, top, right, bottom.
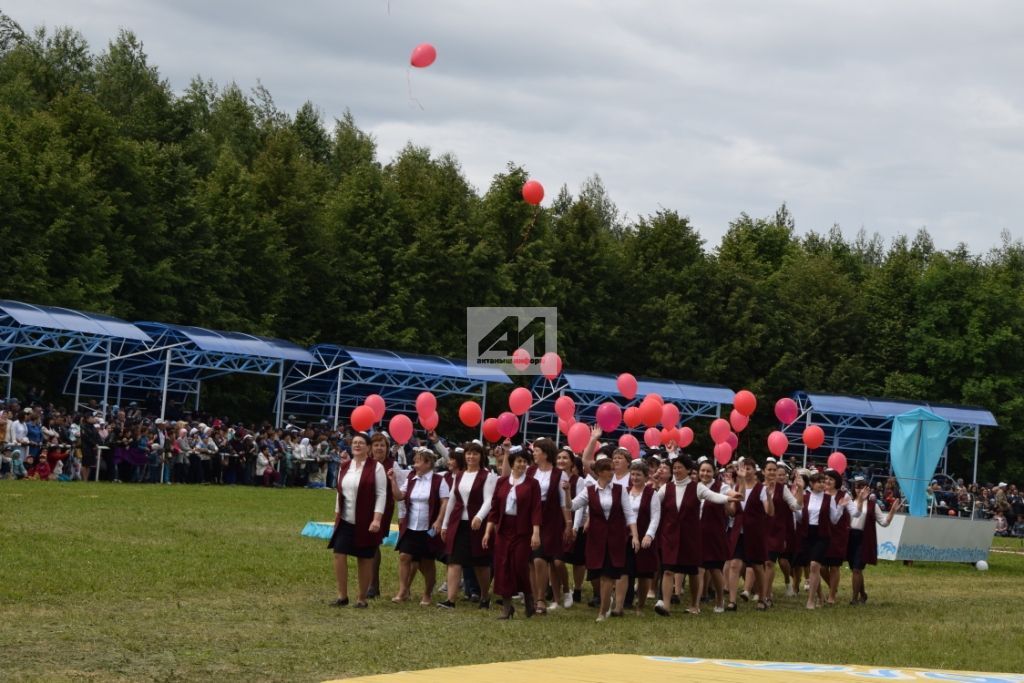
5, 1, 1024, 251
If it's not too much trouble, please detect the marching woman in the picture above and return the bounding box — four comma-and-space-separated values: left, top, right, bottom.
823, 469, 860, 605
327, 432, 386, 608
389, 447, 449, 606
849, 475, 901, 604
439, 442, 497, 610
797, 470, 854, 609
726, 458, 775, 611
565, 457, 640, 622
526, 438, 572, 615
657, 454, 740, 616
368, 432, 396, 599
556, 446, 587, 608
762, 458, 803, 606
484, 446, 542, 619
625, 458, 660, 613
697, 459, 735, 613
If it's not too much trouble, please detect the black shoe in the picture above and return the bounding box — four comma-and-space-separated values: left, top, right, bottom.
654, 604, 670, 617
610, 610, 624, 618
861, 592, 868, 604
573, 589, 582, 603
469, 593, 481, 603
331, 598, 349, 607
437, 600, 456, 610
588, 596, 600, 608
545, 586, 554, 602
497, 604, 514, 620
354, 601, 368, 609
670, 595, 680, 605
495, 598, 504, 606
524, 594, 536, 618
478, 599, 490, 610
725, 602, 737, 612
367, 587, 379, 599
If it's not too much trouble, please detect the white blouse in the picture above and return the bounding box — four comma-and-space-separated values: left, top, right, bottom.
629, 487, 661, 537
405, 473, 450, 531
570, 482, 637, 525
335, 459, 387, 524
656, 479, 730, 509
850, 497, 891, 531
533, 466, 567, 506
442, 470, 498, 530
504, 474, 527, 516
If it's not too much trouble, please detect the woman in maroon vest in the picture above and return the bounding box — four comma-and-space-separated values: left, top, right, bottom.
368, 433, 395, 599
849, 476, 900, 604
327, 432, 386, 608
484, 446, 542, 619
697, 459, 734, 613
726, 457, 775, 611
625, 459, 660, 614
658, 454, 739, 615
761, 458, 803, 607
797, 471, 834, 609
556, 447, 587, 609
565, 457, 639, 622
439, 442, 497, 610
526, 438, 571, 615
389, 448, 449, 606
823, 469, 860, 605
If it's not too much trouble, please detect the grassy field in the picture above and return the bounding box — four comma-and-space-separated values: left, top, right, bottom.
2, 481, 1023, 682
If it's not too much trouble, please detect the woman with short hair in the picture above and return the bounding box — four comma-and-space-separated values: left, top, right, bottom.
526, 438, 571, 615
390, 447, 449, 606
625, 458, 660, 614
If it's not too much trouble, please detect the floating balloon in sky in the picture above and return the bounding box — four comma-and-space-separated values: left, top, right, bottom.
410, 43, 437, 68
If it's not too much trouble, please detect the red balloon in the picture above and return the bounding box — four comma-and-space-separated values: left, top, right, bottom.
623, 406, 642, 429
677, 426, 694, 448
639, 398, 661, 427
350, 405, 375, 432
725, 431, 739, 451
416, 391, 437, 417
661, 403, 680, 428
948, 509, 957, 517
554, 395, 575, 420
827, 451, 847, 475
643, 427, 662, 448
714, 442, 733, 466
419, 411, 439, 431
709, 418, 731, 444
802, 425, 825, 450
558, 416, 576, 435
774, 397, 799, 425
540, 352, 562, 380
734, 389, 757, 417
458, 401, 482, 428
410, 43, 437, 68
617, 373, 638, 400
511, 348, 531, 371
618, 433, 640, 459
567, 422, 590, 452
729, 409, 749, 433
364, 394, 386, 422
647, 393, 664, 408
497, 411, 519, 438
482, 417, 501, 443
388, 414, 413, 445
596, 401, 622, 432
508, 387, 532, 416
661, 427, 679, 445
767, 430, 789, 457
522, 179, 544, 205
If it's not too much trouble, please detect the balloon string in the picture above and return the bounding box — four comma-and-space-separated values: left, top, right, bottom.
513, 206, 540, 255
406, 68, 424, 110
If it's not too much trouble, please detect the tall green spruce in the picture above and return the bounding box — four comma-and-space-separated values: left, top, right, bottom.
1, 14, 1021, 480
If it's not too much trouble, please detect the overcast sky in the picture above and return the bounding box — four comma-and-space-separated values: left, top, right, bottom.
5, 1, 1024, 251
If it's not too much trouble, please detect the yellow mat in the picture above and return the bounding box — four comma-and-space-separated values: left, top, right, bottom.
329, 654, 1022, 682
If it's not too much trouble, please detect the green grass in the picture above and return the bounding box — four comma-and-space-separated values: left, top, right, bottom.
2, 481, 1023, 682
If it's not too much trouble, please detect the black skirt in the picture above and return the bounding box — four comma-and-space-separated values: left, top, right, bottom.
562, 529, 586, 565
798, 525, 828, 566
586, 547, 624, 580
847, 529, 866, 570
449, 521, 489, 567
327, 520, 375, 559
396, 529, 438, 561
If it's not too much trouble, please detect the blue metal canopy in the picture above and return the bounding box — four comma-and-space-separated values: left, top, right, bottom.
0, 300, 151, 343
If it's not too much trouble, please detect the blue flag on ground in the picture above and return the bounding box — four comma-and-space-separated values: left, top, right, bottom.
889, 408, 950, 517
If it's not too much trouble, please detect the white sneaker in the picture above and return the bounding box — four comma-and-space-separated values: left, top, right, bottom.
513, 592, 524, 601
438, 582, 448, 594
803, 581, 810, 591
784, 586, 796, 597
752, 593, 760, 603
595, 614, 607, 622
547, 602, 558, 612
739, 590, 750, 602
713, 605, 725, 613
563, 592, 573, 609
655, 599, 665, 609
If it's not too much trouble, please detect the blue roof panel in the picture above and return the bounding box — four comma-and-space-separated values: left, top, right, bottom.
141, 322, 315, 362
345, 347, 510, 383
0, 300, 151, 342
805, 393, 996, 428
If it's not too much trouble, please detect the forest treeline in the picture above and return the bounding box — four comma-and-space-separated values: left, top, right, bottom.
1, 16, 1022, 480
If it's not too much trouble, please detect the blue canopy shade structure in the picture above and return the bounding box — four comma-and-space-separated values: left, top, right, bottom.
280, 345, 512, 431
527, 372, 735, 443
779, 391, 997, 483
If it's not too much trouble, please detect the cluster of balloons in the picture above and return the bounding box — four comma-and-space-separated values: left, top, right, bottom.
511, 348, 563, 379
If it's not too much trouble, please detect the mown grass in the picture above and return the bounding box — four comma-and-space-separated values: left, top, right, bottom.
1, 481, 1022, 682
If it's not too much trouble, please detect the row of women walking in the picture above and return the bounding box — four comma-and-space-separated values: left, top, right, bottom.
326, 428, 900, 617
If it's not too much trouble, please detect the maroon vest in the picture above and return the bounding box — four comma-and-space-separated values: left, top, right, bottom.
660, 480, 701, 566
860, 498, 879, 566
766, 483, 788, 553
585, 483, 627, 570
335, 458, 380, 548
800, 492, 833, 540
378, 457, 396, 544
489, 475, 542, 535
827, 491, 851, 559
444, 469, 490, 557
527, 465, 566, 556
700, 480, 729, 564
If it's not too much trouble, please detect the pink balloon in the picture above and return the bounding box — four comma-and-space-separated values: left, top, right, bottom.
643, 427, 662, 448
595, 401, 622, 432
803, 425, 825, 450
661, 427, 679, 445
725, 432, 739, 451
419, 411, 439, 431
567, 422, 590, 452
734, 389, 757, 417
767, 430, 789, 457
410, 43, 437, 68
774, 397, 799, 425
508, 387, 532, 416
388, 414, 413, 445
496, 411, 519, 438
522, 180, 544, 206
617, 373, 638, 400
677, 426, 694, 448
661, 403, 680, 428
416, 391, 437, 417
482, 418, 501, 443
511, 348, 531, 371
827, 451, 848, 475
729, 409, 748, 433
647, 393, 664, 408
623, 406, 642, 428
554, 395, 575, 420
639, 397, 661, 427
364, 394, 386, 423
710, 418, 731, 444
558, 416, 576, 435
714, 442, 733, 466
618, 433, 640, 459
458, 401, 482, 428
540, 352, 562, 380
